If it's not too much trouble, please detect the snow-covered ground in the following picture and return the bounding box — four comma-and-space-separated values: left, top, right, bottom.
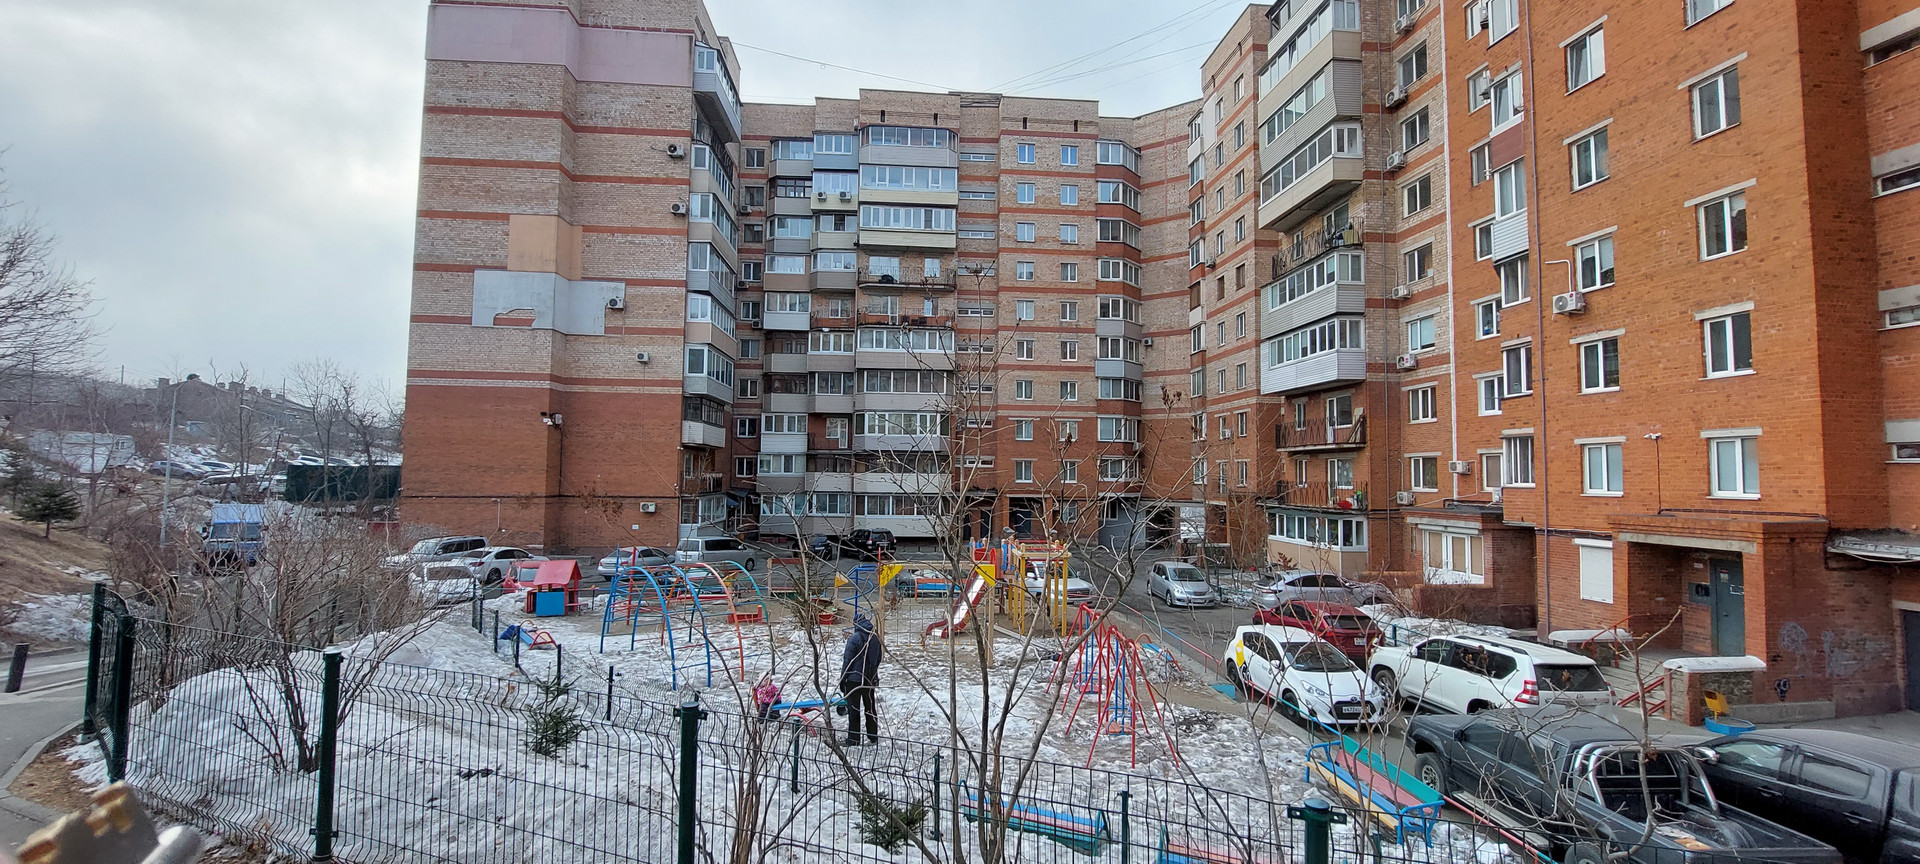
7, 591, 97, 643
63, 591, 1523, 863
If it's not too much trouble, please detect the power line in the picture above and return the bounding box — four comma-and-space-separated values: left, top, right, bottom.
731, 41, 954, 93
1009, 38, 1219, 94
987, 0, 1244, 93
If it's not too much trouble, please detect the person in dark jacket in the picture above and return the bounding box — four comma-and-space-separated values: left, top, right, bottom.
838, 613, 882, 746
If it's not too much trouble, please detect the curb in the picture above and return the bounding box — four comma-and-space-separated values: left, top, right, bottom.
0, 719, 79, 825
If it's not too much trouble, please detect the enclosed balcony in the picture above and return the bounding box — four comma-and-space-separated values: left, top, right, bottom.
1257, 122, 1363, 233
1260, 349, 1366, 395
852, 434, 949, 453
692, 44, 741, 144
1489, 211, 1530, 262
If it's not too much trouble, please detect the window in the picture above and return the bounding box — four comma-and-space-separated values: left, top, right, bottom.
1470, 144, 1490, 185
1190, 326, 1204, 354
1329, 458, 1355, 489
1410, 456, 1440, 491
1503, 343, 1533, 396
1259, 123, 1362, 202
1801, 754, 1873, 798
1098, 457, 1138, 482
1099, 378, 1141, 401
741, 260, 763, 282
1059, 340, 1079, 361
1421, 530, 1485, 583
1013, 379, 1034, 401
1709, 434, 1760, 497
1404, 244, 1433, 282
808, 330, 854, 353
1098, 259, 1141, 285
1060, 144, 1079, 165
735, 416, 759, 438
1098, 416, 1140, 443
1881, 166, 1920, 196
814, 250, 856, 271
1097, 337, 1141, 362
1480, 452, 1502, 491
1578, 540, 1615, 602
1699, 192, 1748, 259
1236, 363, 1248, 389
1576, 236, 1615, 290
1014, 339, 1034, 360
1468, 68, 1492, 110
1060, 460, 1079, 483
744, 148, 767, 169
1497, 257, 1530, 305
1194, 458, 1207, 485
1017, 143, 1036, 164
1060, 223, 1079, 243
859, 205, 955, 231
1015, 261, 1035, 281
1402, 109, 1430, 150
1096, 140, 1138, 169
1060, 380, 1079, 400
1016, 222, 1036, 243
1571, 129, 1609, 189
1491, 73, 1524, 128
1409, 386, 1436, 422
1476, 298, 1500, 337
1687, 0, 1734, 26
1275, 512, 1369, 550
1703, 311, 1753, 376
1407, 316, 1437, 351
1888, 305, 1920, 329
1013, 299, 1036, 321
1494, 160, 1526, 217
1016, 182, 1035, 204
1489, 0, 1517, 40
1014, 459, 1034, 483
1014, 419, 1034, 440
1398, 43, 1429, 86
1097, 181, 1142, 210
1236, 460, 1250, 487
1403, 175, 1432, 216
1503, 435, 1535, 485
1583, 442, 1623, 494
737, 376, 761, 399
738, 339, 760, 359
1060, 185, 1079, 205
1233, 312, 1247, 338
1234, 217, 1246, 242
1567, 27, 1605, 89
1580, 338, 1620, 391
859, 165, 956, 191
1692, 67, 1741, 138
1474, 219, 1494, 258
1327, 394, 1354, 428
1478, 375, 1503, 414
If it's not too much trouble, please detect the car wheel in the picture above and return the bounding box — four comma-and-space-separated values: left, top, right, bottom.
1466, 700, 1491, 715
1562, 844, 1606, 864
1413, 752, 1449, 796
486, 568, 502, 584
1279, 690, 1302, 723
1371, 667, 1399, 702
1226, 661, 1246, 694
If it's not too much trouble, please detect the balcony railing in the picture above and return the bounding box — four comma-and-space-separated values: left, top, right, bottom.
682, 472, 727, 495
1270, 221, 1361, 280
860, 270, 957, 289
809, 434, 851, 451
810, 311, 855, 327
857, 308, 955, 328
1274, 416, 1367, 451
1272, 480, 1369, 511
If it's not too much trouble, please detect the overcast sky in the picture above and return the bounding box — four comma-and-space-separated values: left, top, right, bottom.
0, 0, 1248, 391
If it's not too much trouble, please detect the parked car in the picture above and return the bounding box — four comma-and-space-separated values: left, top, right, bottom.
840, 529, 896, 560
1254, 601, 1380, 661
147, 460, 207, 479
1367, 633, 1612, 714
196, 459, 236, 474
1697, 729, 1920, 864
453, 547, 544, 583
1256, 571, 1393, 608
596, 546, 673, 578
288, 454, 326, 467
1146, 560, 1218, 607
674, 536, 758, 571
412, 569, 482, 608
1022, 566, 1095, 603
1408, 708, 1840, 864
804, 533, 842, 559
1223, 625, 1385, 727
383, 535, 489, 571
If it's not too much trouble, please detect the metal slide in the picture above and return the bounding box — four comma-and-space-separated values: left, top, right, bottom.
924, 568, 991, 639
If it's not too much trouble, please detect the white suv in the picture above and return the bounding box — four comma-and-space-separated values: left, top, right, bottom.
1367, 634, 1613, 714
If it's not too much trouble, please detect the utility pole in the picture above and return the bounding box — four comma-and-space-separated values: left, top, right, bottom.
159, 384, 178, 550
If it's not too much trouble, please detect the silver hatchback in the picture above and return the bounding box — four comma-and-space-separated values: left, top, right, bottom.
1147, 560, 1219, 608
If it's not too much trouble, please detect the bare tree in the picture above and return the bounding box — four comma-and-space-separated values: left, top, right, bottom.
0, 170, 97, 384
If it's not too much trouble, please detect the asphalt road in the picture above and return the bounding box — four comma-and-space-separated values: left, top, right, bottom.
0, 648, 88, 849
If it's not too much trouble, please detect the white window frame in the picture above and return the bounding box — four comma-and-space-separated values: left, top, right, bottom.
1576, 235, 1615, 290
1014, 459, 1034, 483
1408, 385, 1437, 423
1503, 435, 1535, 486
1577, 539, 1615, 603
1581, 440, 1624, 496
1502, 343, 1532, 396
1706, 432, 1760, 498
1478, 374, 1503, 415
1406, 315, 1437, 352
1570, 128, 1609, 190
1691, 66, 1741, 139
1702, 310, 1754, 377
1579, 336, 1621, 392
1697, 191, 1748, 260
1565, 24, 1605, 91
1475, 297, 1501, 338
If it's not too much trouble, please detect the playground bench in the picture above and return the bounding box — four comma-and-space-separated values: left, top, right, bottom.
1305, 739, 1443, 845
960, 791, 1109, 856
1155, 828, 1285, 864
764, 697, 846, 734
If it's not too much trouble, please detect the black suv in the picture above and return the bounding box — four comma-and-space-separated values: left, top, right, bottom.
840, 529, 896, 560
1698, 729, 1920, 864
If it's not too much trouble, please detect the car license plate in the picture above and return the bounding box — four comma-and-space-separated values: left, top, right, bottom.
1333, 703, 1361, 719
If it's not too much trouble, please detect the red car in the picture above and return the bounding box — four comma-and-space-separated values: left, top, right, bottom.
1251, 601, 1380, 661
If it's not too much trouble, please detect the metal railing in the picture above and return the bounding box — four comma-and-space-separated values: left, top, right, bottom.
1274, 419, 1367, 450
1272, 480, 1370, 511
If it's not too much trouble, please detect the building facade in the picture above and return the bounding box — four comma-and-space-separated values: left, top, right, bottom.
403, 0, 1920, 714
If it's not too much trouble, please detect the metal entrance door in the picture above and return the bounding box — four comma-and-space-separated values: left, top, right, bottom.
1904, 610, 1920, 711
1709, 558, 1746, 656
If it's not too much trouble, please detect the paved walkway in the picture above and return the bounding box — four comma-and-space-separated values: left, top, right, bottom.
0, 647, 88, 851
1774, 709, 1920, 740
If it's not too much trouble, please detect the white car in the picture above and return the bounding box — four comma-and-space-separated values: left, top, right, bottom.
1366, 633, 1614, 714
412, 568, 481, 607
196, 459, 236, 474
597, 546, 673, 577
1256, 570, 1394, 608
1223, 625, 1386, 727
1022, 566, 1095, 603
452, 546, 545, 583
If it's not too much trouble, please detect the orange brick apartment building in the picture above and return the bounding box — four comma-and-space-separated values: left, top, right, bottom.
402, 0, 1920, 715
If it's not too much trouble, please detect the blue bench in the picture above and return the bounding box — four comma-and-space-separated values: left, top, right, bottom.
1305, 739, 1443, 845
960, 788, 1109, 856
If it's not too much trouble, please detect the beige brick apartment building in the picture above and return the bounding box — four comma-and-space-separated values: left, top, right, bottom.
403, 0, 1920, 715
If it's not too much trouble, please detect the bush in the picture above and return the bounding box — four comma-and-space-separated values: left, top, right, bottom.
856, 793, 927, 852
18, 482, 80, 537
526, 677, 585, 759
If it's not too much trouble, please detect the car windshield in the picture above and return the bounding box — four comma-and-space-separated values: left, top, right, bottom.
1166, 565, 1206, 582
1324, 614, 1372, 631
410, 540, 438, 554
1283, 642, 1356, 673
1535, 664, 1609, 692
677, 540, 702, 552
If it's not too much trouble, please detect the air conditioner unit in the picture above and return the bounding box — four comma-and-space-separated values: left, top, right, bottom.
666, 143, 685, 158
816, 191, 828, 200
1394, 490, 1417, 506
670, 202, 688, 215
1203, 256, 1217, 269
1395, 353, 1419, 371
606, 296, 625, 310
1477, 1, 1491, 29
1390, 285, 1412, 300
1386, 150, 1408, 171
1448, 460, 1474, 475
1395, 13, 1416, 33
638, 502, 658, 513
1552, 290, 1589, 315
838, 191, 852, 200
634, 351, 651, 363
1143, 337, 1155, 347
1384, 86, 1408, 109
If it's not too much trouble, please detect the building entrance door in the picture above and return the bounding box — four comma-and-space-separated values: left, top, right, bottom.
1709, 558, 1746, 656
1904, 610, 1920, 711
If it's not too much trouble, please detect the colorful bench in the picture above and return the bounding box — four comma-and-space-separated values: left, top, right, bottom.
1305, 738, 1443, 845
764, 697, 846, 734
960, 788, 1109, 856
1155, 826, 1284, 864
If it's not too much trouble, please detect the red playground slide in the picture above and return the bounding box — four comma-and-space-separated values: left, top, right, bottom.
924, 571, 991, 639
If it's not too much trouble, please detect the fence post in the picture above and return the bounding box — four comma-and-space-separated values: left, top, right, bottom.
1118, 788, 1131, 864
930, 754, 941, 842
107, 615, 136, 783
552, 644, 563, 686
312, 648, 343, 863
605, 666, 615, 722
80, 584, 105, 736
674, 692, 707, 864
5, 643, 25, 693
788, 726, 800, 794
491, 611, 500, 654
1287, 798, 1345, 864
